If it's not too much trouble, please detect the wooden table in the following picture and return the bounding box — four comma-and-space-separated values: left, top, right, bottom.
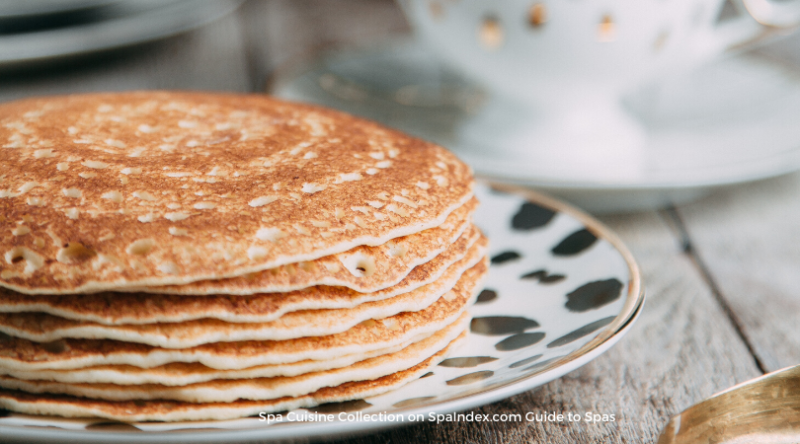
2, 1, 798, 442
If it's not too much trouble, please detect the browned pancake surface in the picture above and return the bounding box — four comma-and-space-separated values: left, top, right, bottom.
0, 258, 487, 369
134, 198, 478, 295
0, 91, 473, 294
0, 332, 464, 422
0, 229, 486, 324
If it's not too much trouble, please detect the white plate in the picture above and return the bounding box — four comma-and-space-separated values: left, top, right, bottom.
0, 0, 241, 68
0, 0, 115, 18
0, 182, 644, 443
271, 40, 800, 213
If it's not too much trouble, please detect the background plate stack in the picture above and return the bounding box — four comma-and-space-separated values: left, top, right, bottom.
0, 91, 487, 421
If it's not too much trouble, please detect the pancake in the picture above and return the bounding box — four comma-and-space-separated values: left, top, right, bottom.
0, 228, 485, 325
0, 314, 470, 386
0, 254, 487, 347
0, 313, 466, 401
0, 227, 485, 325
128, 198, 477, 295
0, 332, 464, 422
0, 91, 474, 294
0, 90, 483, 424
0, 259, 486, 370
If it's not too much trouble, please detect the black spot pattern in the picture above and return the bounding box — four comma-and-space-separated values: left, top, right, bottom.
439, 357, 499, 368
565, 279, 623, 312
471, 316, 540, 336
446, 371, 494, 386
393, 397, 437, 408
520, 269, 566, 284
523, 356, 566, 373
311, 399, 372, 414
512, 202, 556, 230
508, 354, 543, 369
0, 408, 11, 418
85, 422, 141, 431
547, 316, 616, 348
495, 332, 546, 351
551, 229, 597, 256
475, 289, 497, 304
491, 251, 521, 264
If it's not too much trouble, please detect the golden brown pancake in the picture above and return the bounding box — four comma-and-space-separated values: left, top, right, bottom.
0, 258, 486, 370
0, 332, 464, 422
0, 314, 465, 400
0, 315, 470, 386
0, 229, 486, 324
0, 258, 487, 347
0, 91, 474, 294
0, 91, 483, 424
126, 198, 478, 295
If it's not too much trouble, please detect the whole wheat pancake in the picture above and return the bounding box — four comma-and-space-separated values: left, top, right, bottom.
0, 259, 486, 370
0, 313, 465, 401
0, 91, 474, 294
0, 314, 469, 386
0, 228, 485, 325
0, 332, 463, 422
0, 255, 486, 347
129, 198, 476, 295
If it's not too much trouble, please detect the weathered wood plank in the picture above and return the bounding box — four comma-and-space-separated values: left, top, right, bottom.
678, 172, 800, 372
0, 7, 251, 103
336, 211, 760, 443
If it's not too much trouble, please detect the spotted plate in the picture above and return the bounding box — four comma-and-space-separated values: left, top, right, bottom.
0, 182, 644, 443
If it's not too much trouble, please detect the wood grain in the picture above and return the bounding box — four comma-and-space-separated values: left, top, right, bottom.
678, 172, 800, 373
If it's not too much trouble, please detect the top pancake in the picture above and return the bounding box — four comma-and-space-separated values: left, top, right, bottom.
0, 91, 474, 294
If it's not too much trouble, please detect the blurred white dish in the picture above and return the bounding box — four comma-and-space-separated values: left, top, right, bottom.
0, 0, 114, 18
399, 0, 800, 183
271, 39, 800, 213
0, 0, 240, 68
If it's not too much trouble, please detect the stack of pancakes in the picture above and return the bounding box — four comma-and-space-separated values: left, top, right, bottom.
0, 92, 487, 422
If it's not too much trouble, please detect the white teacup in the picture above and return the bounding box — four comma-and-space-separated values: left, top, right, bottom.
399, 0, 800, 180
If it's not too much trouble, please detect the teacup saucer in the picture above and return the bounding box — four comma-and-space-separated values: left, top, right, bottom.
270, 39, 800, 213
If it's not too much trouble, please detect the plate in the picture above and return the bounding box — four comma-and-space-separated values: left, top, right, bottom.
0, 182, 644, 443
0, 0, 115, 19
270, 39, 800, 213
0, 0, 241, 69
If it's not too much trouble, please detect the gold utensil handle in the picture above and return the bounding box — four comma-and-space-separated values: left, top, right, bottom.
657, 364, 800, 444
